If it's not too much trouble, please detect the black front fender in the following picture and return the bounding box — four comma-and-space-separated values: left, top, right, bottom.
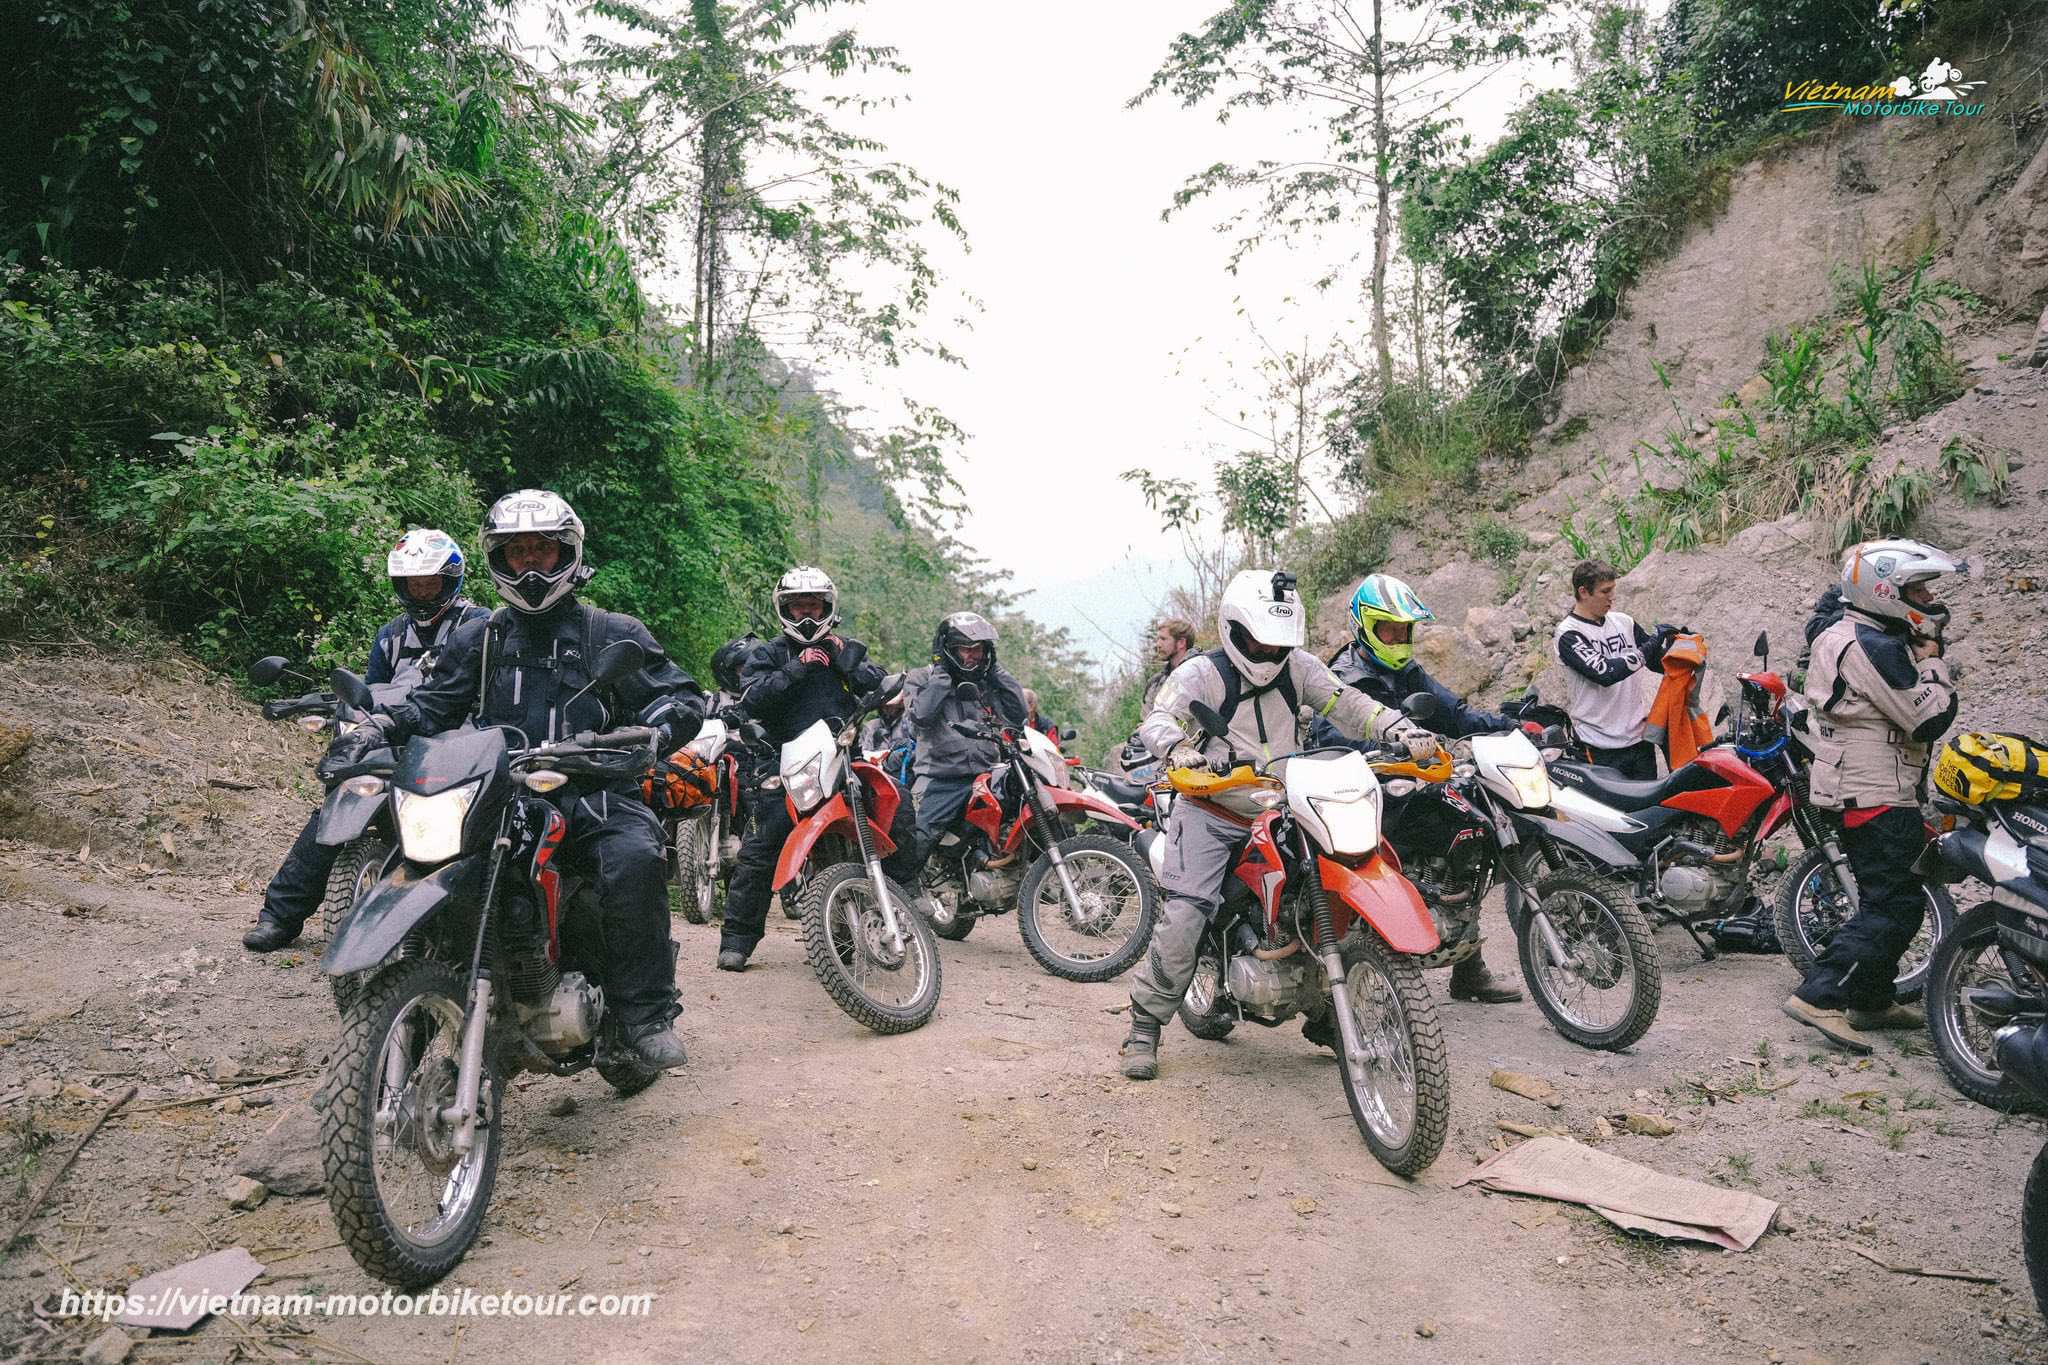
323, 856, 482, 977
315, 785, 386, 847
1512, 809, 1640, 870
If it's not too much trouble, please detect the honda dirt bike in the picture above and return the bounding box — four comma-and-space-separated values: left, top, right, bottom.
1535, 631, 1953, 993
1157, 700, 1450, 1177
768, 674, 942, 1034
314, 640, 672, 1289
1918, 793, 2047, 1111
919, 690, 1157, 983
251, 655, 412, 1012
1378, 698, 1660, 1051
657, 713, 742, 926
1075, 765, 1170, 831
1915, 804, 2048, 1318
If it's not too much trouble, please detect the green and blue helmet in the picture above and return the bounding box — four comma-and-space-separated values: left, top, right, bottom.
1348, 573, 1433, 671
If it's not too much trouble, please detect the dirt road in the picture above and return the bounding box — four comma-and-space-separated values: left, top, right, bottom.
4, 829, 2045, 1364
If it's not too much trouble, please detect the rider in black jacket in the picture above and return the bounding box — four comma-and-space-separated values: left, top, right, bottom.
319, 491, 703, 1071
719, 567, 919, 971
243, 529, 488, 955
1309, 573, 1524, 1005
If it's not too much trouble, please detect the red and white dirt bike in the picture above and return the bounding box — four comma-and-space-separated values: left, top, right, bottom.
920, 688, 1157, 982
768, 675, 942, 1034
1157, 700, 1451, 1176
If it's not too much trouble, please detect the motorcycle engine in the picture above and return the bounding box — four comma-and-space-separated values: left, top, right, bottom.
1225, 952, 1314, 1019
966, 866, 1022, 906
517, 971, 603, 1056
1405, 853, 1484, 969
500, 891, 561, 1005
1657, 865, 1714, 912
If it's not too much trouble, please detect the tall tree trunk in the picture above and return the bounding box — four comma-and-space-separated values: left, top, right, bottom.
1288, 347, 1307, 532
1411, 260, 1428, 401
1370, 0, 1393, 394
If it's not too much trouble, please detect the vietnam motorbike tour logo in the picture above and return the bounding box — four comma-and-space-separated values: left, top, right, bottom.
1781, 57, 1986, 117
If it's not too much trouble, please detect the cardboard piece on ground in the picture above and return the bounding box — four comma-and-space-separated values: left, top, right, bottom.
115, 1248, 265, 1330
1453, 1136, 1776, 1251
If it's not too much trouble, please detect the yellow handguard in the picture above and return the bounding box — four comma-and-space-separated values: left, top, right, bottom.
1367, 747, 1455, 784
1166, 763, 1274, 797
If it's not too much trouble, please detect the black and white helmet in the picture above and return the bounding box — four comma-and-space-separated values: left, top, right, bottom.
481, 490, 587, 615
934, 611, 998, 682
773, 566, 839, 644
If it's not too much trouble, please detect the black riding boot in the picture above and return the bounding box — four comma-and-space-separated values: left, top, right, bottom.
1449, 948, 1523, 1003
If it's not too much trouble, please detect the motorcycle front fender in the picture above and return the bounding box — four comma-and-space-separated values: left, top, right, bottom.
315, 784, 385, 847
1043, 785, 1139, 830
323, 855, 483, 977
771, 793, 899, 891
1514, 809, 1639, 870
1319, 853, 1439, 956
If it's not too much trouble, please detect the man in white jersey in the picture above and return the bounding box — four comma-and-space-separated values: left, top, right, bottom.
1552, 560, 1679, 781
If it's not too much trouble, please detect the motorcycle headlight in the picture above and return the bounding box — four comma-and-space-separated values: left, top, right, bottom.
1308, 790, 1381, 855
785, 753, 828, 814
1498, 762, 1552, 810
342, 775, 387, 799
392, 780, 479, 864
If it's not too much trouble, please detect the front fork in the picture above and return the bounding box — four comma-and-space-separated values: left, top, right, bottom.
445, 828, 510, 1156
849, 773, 909, 954
1025, 779, 1089, 920
1492, 799, 1572, 970
1299, 828, 1366, 1062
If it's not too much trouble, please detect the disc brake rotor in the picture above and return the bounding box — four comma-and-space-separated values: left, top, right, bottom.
849, 902, 906, 971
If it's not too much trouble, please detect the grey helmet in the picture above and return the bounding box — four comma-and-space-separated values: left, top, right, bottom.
774, 565, 839, 644
481, 490, 587, 614
1840, 538, 1957, 638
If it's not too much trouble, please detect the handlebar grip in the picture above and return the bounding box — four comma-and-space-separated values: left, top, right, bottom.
581, 726, 661, 749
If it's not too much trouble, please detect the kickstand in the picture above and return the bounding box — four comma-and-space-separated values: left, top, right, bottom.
1677, 915, 1718, 960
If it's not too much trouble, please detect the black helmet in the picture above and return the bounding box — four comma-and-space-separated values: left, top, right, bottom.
933, 611, 998, 682
711, 633, 759, 695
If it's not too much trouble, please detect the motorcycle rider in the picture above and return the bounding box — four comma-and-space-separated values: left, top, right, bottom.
1554, 559, 1680, 781
1120, 569, 1439, 1081
1782, 539, 1960, 1054
1309, 573, 1524, 1005
242, 528, 489, 953
314, 491, 703, 1071
903, 612, 1029, 879
720, 567, 920, 972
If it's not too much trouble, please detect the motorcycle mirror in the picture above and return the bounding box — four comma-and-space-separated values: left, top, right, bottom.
1061, 727, 1078, 742
330, 668, 375, 713
248, 656, 289, 686
1186, 700, 1229, 741
1753, 630, 1769, 663
592, 638, 647, 686
1402, 691, 1442, 724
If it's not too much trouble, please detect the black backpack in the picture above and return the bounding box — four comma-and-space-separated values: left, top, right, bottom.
1202, 647, 1299, 747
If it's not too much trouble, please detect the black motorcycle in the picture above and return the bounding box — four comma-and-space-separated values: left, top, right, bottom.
250, 655, 412, 1010
1918, 794, 2048, 1112
314, 640, 670, 1288
1918, 797, 2048, 1320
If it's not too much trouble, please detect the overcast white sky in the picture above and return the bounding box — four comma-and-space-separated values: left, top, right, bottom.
540, 1, 1567, 664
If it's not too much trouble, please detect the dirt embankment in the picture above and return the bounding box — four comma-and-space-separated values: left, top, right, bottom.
1315, 20, 2048, 731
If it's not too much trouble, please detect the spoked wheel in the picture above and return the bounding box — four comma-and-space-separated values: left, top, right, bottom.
1927, 903, 2048, 1113
1017, 834, 1157, 982
1177, 945, 1235, 1041
1333, 932, 1448, 1177
799, 863, 942, 1034
320, 959, 500, 1288
1775, 845, 1953, 1002
670, 815, 714, 925
321, 835, 390, 1014
1517, 873, 1661, 1050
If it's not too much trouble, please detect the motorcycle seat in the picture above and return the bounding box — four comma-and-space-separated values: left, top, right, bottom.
1550, 761, 1692, 812
1092, 775, 1152, 808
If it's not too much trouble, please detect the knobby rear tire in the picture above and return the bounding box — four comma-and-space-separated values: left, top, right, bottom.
1926, 903, 2044, 1113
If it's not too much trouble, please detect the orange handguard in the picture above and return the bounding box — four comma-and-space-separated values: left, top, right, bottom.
1165, 764, 1278, 798
1367, 747, 1455, 784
